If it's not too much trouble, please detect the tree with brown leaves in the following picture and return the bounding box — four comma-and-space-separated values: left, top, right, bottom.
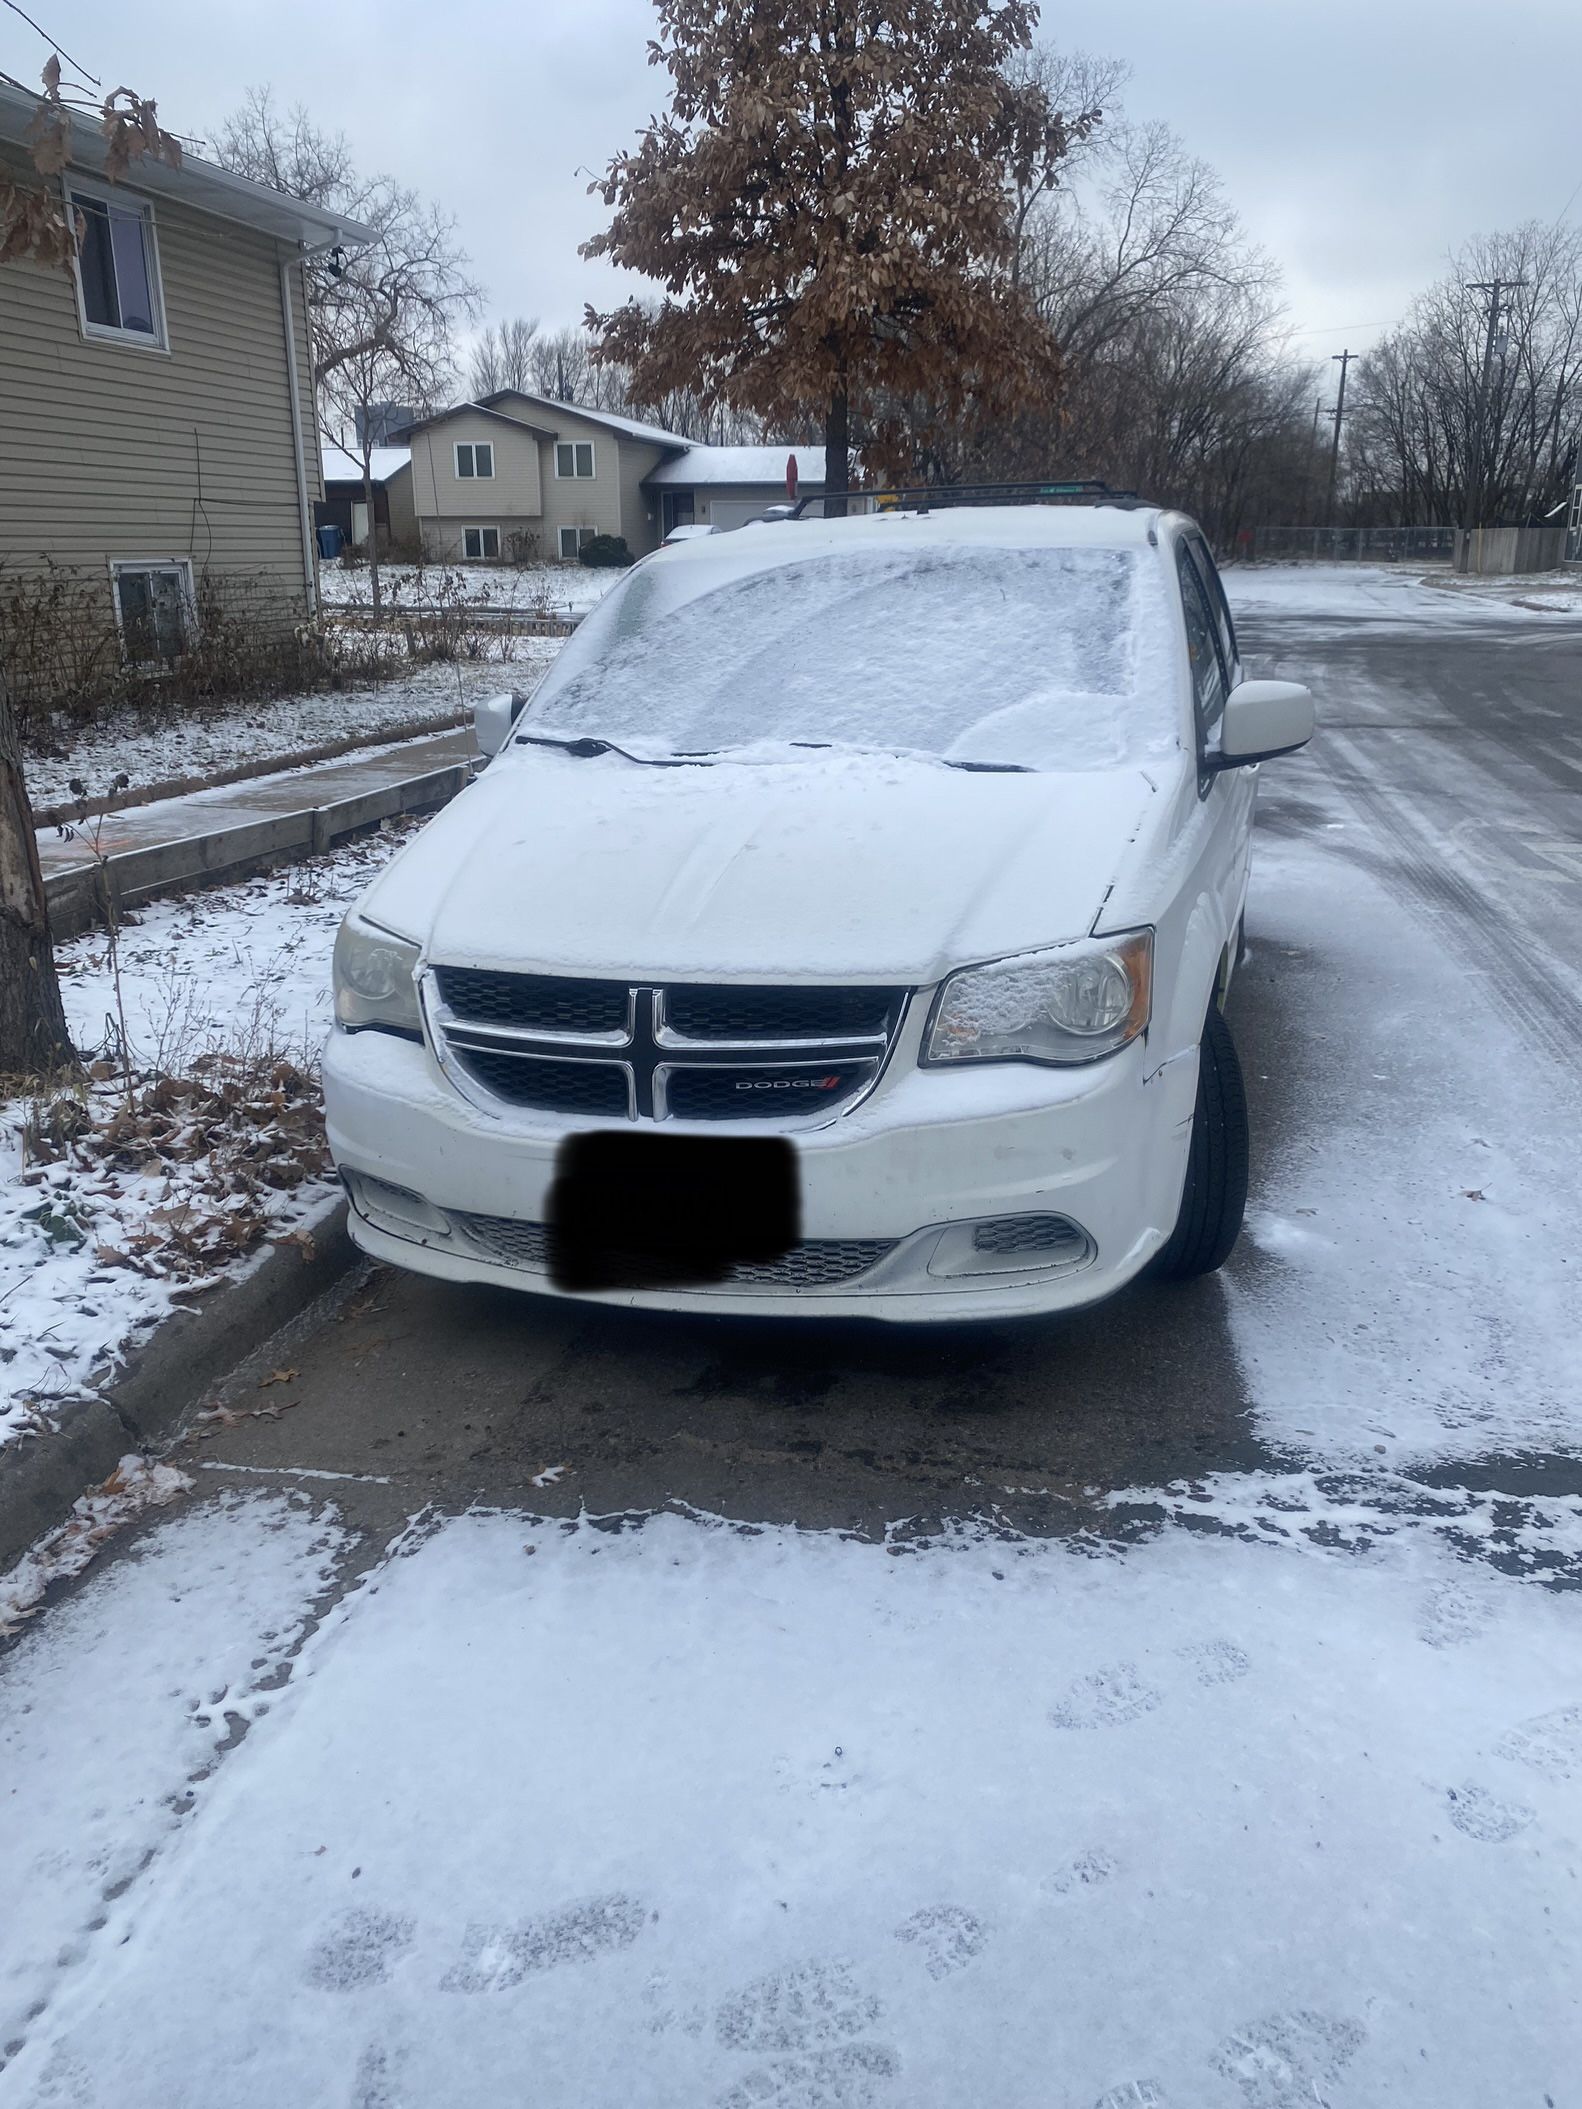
582, 0, 1097, 504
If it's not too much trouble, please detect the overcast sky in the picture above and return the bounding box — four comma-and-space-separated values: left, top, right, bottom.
12, 0, 1582, 375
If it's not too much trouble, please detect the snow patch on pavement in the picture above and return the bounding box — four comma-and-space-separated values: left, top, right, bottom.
1222, 561, 1577, 627
0, 1489, 349, 2055
2, 1506, 1577, 2105
1227, 816, 1582, 1468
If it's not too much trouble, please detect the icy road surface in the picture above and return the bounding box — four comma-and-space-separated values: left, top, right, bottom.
2, 568, 1580, 2104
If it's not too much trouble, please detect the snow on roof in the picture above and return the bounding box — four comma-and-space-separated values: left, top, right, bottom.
647, 446, 827, 489
478, 391, 692, 450
321, 444, 411, 485
650, 502, 1164, 572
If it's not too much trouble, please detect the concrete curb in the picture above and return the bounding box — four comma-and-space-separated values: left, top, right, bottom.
0, 1199, 358, 1572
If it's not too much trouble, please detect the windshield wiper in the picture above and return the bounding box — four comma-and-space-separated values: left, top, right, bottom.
514, 729, 706, 767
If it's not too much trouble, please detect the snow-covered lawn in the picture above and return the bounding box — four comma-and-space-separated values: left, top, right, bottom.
23, 650, 562, 814
1223, 560, 1582, 624
319, 560, 621, 618
0, 828, 411, 1448
2, 1502, 1578, 2104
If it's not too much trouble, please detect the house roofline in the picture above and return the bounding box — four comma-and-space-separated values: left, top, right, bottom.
397, 400, 560, 442
0, 76, 376, 249
477, 389, 692, 453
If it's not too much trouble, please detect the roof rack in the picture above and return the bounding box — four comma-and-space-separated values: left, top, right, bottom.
789, 479, 1147, 519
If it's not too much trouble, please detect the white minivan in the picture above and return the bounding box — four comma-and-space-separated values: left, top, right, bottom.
324, 501, 1313, 1321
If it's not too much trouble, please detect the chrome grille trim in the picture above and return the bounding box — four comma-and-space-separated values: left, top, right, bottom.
423, 971, 908, 1125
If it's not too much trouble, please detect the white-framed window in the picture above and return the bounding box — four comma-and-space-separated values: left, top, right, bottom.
463, 526, 500, 560
454, 441, 494, 480
68, 181, 167, 349
109, 558, 193, 662
555, 441, 595, 479
558, 526, 597, 559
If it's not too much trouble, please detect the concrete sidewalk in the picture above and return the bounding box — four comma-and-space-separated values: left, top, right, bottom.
41, 723, 477, 937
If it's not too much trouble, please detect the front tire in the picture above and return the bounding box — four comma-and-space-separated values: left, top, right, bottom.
1150, 1005, 1249, 1281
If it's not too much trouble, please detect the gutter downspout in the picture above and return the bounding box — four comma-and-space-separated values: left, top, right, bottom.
278, 248, 318, 617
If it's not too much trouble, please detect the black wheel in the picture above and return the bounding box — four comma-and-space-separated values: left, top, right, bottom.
1150, 1004, 1249, 1281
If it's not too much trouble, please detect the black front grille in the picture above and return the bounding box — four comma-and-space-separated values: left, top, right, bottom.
664, 1062, 875, 1122
663, 984, 899, 1042
435, 966, 629, 1036
972, 1214, 1087, 1257
454, 1210, 895, 1289
454, 1047, 629, 1117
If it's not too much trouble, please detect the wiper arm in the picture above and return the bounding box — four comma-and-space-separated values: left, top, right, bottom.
515, 730, 705, 768
941, 757, 1031, 773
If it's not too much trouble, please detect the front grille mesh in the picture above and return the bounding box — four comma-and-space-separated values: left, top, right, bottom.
434, 966, 628, 1035
454, 1210, 895, 1289
664, 985, 899, 1042
453, 1047, 629, 1117
972, 1214, 1087, 1257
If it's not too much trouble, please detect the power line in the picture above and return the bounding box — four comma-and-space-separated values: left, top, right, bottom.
0, 0, 100, 86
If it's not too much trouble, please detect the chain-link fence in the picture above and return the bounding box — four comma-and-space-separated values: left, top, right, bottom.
1245, 527, 1457, 564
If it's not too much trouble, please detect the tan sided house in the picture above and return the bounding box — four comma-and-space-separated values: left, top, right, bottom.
0, 76, 370, 666
388, 391, 826, 561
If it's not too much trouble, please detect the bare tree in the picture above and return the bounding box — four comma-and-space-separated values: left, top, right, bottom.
1348, 223, 1582, 525
468, 315, 541, 397
212, 89, 481, 423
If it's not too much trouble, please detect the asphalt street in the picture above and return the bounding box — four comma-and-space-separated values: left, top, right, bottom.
181, 593, 1582, 1543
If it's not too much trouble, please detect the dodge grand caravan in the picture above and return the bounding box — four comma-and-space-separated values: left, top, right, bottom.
324, 501, 1314, 1321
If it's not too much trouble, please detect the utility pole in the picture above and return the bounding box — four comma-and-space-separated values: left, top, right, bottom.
1462, 277, 1525, 531
1323, 349, 1354, 531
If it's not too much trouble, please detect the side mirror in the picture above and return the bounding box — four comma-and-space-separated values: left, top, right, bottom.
1217, 679, 1315, 768
474, 691, 526, 758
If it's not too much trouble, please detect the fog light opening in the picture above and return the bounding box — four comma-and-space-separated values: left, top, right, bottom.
926, 1214, 1093, 1280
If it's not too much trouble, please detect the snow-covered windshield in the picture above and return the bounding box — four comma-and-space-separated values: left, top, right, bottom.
523, 543, 1180, 771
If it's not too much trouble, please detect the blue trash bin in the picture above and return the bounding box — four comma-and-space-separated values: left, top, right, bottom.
316, 523, 344, 560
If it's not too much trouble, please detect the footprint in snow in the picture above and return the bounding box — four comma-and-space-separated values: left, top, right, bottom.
713, 1958, 898, 2107
1446, 1781, 1536, 1843
305, 1906, 415, 1991
441, 1893, 648, 1991
1492, 1704, 1582, 1782
1416, 1577, 1495, 1649
350, 2035, 406, 2109
716, 1958, 881, 2052
1050, 1663, 1162, 1730
1209, 2009, 1365, 2109
1178, 1639, 1252, 1686
1045, 1847, 1119, 1895
716, 2041, 899, 2109
893, 1905, 987, 1979
1093, 2084, 1168, 2108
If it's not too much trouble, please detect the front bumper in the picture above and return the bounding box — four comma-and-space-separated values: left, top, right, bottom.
323, 1022, 1199, 1323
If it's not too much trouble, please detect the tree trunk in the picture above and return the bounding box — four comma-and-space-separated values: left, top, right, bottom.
0, 674, 75, 1078
363, 464, 382, 615
824, 388, 850, 519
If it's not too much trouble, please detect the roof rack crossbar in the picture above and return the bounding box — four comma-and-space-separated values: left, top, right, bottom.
789, 479, 1147, 519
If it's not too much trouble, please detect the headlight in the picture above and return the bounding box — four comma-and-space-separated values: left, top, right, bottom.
333, 913, 423, 1037
924, 930, 1153, 1066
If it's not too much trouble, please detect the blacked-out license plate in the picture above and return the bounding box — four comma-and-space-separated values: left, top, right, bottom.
546, 1132, 798, 1292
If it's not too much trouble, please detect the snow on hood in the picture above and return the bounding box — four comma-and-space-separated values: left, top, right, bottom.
358, 747, 1163, 985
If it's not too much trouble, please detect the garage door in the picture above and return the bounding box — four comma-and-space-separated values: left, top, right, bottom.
705, 497, 771, 532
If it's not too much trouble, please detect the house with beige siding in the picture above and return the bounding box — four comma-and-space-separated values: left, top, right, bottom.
0, 76, 369, 663
388, 393, 826, 560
